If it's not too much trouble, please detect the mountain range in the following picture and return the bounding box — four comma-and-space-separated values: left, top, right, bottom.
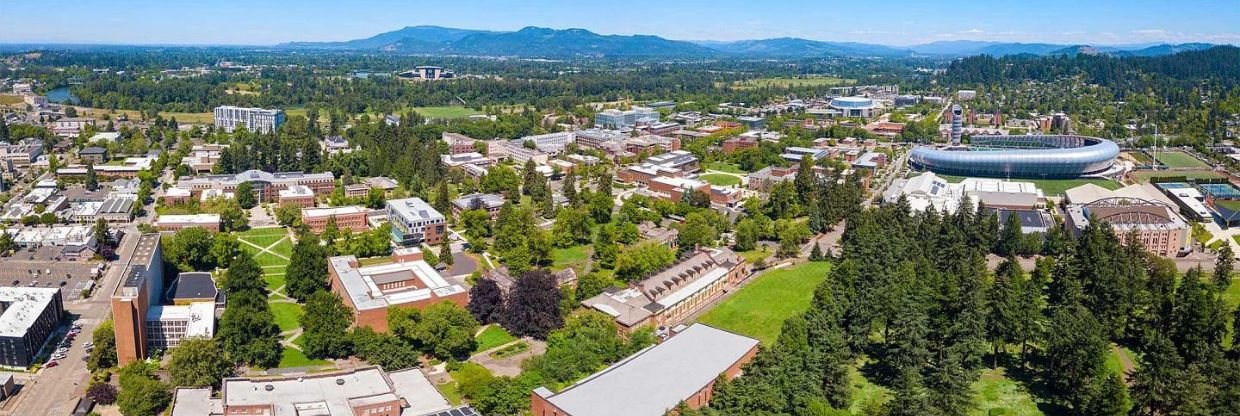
277, 25, 1220, 59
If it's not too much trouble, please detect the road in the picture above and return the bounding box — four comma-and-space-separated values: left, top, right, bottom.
5, 220, 146, 415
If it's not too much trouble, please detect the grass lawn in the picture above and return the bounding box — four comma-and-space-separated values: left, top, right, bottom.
1130, 170, 1225, 183
728, 76, 853, 89
705, 162, 748, 174
848, 358, 890, 413
269, 302, 303, 332
1154, 151, 1209, 169
277, 347, 329, 368
699, 173, 742, 187
267, 238, 294, 258
239, 234, 286, 250
410, 106, 482, 119
0, 94, 23, 105
254, 252, 290, 267
738, 248, 772, 264
357, 256, 393, 266
241, 227, 293, 238
551, 245, 591, 271
936, 174, 1120, 196
437, 381, 463, 406
263, 271, 286, 292
474, 325, 518, 353
1124, 151, 1154, 165
971, 368, 1043, 416
697, 261, 831, 345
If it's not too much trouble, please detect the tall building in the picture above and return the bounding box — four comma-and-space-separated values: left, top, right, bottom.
385, 198, 446, 246
594, 107, 660, 129
0, 287, 63, 367
112, 234, 216, 365
213, 106, 286, 134
950, 104, 963, 145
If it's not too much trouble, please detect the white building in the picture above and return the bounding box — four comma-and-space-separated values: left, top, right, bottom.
886, 171, 1044, 213
213, 106, 286, 133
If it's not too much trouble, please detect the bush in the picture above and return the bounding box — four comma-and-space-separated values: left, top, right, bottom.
86, 382, 118, 405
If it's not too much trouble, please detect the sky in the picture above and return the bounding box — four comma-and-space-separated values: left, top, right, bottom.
2, 0, 1238, 47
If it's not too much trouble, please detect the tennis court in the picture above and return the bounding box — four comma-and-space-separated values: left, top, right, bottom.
1199, 183, 1240, 199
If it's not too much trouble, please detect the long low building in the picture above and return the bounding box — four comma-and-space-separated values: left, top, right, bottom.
581, 248, 748, 332
173, 170, 335, 204
302, 206, 369, 233
328, 248, 467, 332
1063, 183, 1190, 257
156, 214, 221, 232
531, 324, 759, 416
171, 366, 469, 416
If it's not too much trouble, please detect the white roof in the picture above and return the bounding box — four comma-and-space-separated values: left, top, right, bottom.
388, 369, 453, 416
0, 287, 60, 338
157, 214, 221, 225
147, 302, 216, 338
172, 388, 221, 416
537, 324, 758, 416
328, 255, 464, 311
224, 368, 397, 416
302, 206, 367, 219
278, 185, 314, 198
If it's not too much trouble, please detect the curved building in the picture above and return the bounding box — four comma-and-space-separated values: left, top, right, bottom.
909, 135, 1119, 179
829, 97, 876, 117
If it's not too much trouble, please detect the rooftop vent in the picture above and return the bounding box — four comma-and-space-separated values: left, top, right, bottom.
264, 384, 274, 391
336, 378, 345, 385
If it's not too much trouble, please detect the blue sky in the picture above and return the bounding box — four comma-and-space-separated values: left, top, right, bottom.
2, 0, 1238, 46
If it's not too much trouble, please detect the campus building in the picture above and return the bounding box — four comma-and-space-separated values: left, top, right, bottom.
155, 214, 222, 233
531, 324, 759, 416
829, 97, 877, 118
213, 106, 286, 134
328, 248, 467, 332
171, 366, 469, 416
0, 287, 64, 367
386, 198, 446, 246
909, 135, 1120, 179
442, 132, 481, 155
301, 206, 370, 234
111, 234, 216, 365
451, 193, 504, 220
173, 170, 335, 204
1063, 184, 1190, 257
581, 248, 749, 332
595, 107, 660, 129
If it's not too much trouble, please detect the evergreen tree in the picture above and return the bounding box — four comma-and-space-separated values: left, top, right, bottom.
285, 237, 329, 301
434, 180, 451, 217
85, 162, 98, 191
986, 257, 1022, 368
1214, 243, 1234, 291
235, 181, 256, 209
439, 239, 454, 266
562, 171, 578, 206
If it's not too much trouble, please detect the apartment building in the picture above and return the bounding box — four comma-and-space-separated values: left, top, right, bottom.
385, 197, 446, 246
212, 106, 286, 134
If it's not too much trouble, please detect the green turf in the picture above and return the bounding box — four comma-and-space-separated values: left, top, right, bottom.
263, 272, 286, 292
970, 368, 1043, 416
935, 174, 1121, 196
269, 302, 303, 332
437, 381, 463, 405
276, 347, 330, 368
1154, 151, 1209, 168
704, 162, 748, 174
699, 173, 742, 187
848, 358, 890, 413
551, 245, 591, 271
357, 256, 392, 267
254, 252, 290, 267
697, 262, 831, 345
240, 234, 286, 250
738, 248, 772, 265
1125, 151, 1154, 165
474, 325, 518, 353
1130, 170, 1226, 183
1216, 200, 1240, 212
410, 106, 482, 119
240, 227, 291, 238
267, 238, 294, 258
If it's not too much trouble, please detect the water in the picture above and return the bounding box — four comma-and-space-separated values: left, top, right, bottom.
46, 87, 79, 105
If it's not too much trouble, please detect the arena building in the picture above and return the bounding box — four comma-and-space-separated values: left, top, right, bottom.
909, 135, 1120, 179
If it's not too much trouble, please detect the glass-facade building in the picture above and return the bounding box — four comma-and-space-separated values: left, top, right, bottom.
909, 135, 1119, 179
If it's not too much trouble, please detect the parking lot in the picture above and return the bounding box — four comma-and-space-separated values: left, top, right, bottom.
0, 259, 103, 301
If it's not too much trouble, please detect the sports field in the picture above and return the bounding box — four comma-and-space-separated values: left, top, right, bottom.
1154, 151, 1209, 168
1130, 170, 1226, 183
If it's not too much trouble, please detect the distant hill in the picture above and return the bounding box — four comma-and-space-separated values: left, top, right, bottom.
695, 37, 912, 57
279, 25, 1220, 59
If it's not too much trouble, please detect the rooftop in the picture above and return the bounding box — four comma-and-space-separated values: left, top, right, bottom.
387, 198, 446, 223
157, 214, 220, 225
534, 324, 758, 416
451, 193, 504, 211
166, 272, 218, 301
329, 253, 464, 311
303, 206, 368, 219
0, 287, 60, 338
222, 367, 451, 416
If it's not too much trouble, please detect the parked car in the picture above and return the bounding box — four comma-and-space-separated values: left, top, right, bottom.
45, 361, 58, 368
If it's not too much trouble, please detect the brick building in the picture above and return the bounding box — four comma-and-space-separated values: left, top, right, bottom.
302, 206, 370, 234
328, 248, 467, 332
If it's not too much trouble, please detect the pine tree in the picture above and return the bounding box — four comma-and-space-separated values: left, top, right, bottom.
1213, 243, 1234, 291
434, 180, 451, 217
439, 239, 454, 266
809, 243, 825, 261
562, 171, 578, 206
986, 257, 1022, 368
85, 162, 98, 191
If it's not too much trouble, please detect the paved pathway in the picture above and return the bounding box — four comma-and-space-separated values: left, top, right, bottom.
237, 235, 292, 261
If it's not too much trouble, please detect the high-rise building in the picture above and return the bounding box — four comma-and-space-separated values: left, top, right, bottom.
112, 234, 216, 365
213, 106, 286, 134
950, 105, 964, 145
0, 287, 63, 367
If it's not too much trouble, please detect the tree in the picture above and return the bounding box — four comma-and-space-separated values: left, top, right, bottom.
210, 233, 241, 268
809, 243, 825, 261
733, 218, 759, 252
1214, 243, 1234, 290
220, 251, 265, 296
468, 278, 505, 324
593, 225, 618, 269
301, 290, 354, 359
86, 382, 118, 405
285, 237, 329, 301
168, 338, 233, 388
274, 202, 302, 227
1041, 304, 1110, 408
350, 327, 421, 370
235, 181, 257, 209
684, 187, 711, 209
85, 162, 98, 191
986, 257, 1022, 368
551, 207, 592, 247
676, 212, 719, 253
575, 272, 613, 302
217, 291, 282, 367
391, 302, 479, 360
439, 239, 454, 266
502, 269, 564, 339
117, 362, 171, 416
995, 211, 1023, 256
614, 241, 676, 282
93, 218, 113, 248
87, 320, 117, 371
434, 180, 451, 217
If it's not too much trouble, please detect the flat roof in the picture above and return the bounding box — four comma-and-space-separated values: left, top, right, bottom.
147, 303, 216, 338
302, 206, 368, 218
172, 388, 220, 416
0, 287, 60, 338
167, 272, 218, 301
121, 234, 162, 292
387, 198, 445, 223
222, 367, 451, 416
536, 324, 758, 416
329, 255, 464, 311
157, 214, 220, 225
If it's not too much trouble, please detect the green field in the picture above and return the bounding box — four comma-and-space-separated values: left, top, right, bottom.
263, 271, 286, 292
269, 302, 303, 332
705, 162, 748, 174
699, 173, 742, 187
277, 347, 330, 368
935, 174, 1121, 196
1130, 170, 1226, 183
970, 369, 1043, 416
1124, 151, 1154, 165
241, 227, 292, 238
1155, 151, 1209, 168
738, 248, 772, 265
697, 262, 831, 345
728, 77, 854, 90
474, 325, 518, 353
254, 252, 290, 267
551, 245, 591, 271
267, 238, 294, 258
410, 106, 482, 119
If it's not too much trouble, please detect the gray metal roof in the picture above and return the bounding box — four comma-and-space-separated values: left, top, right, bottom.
537, 324, 758, 416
